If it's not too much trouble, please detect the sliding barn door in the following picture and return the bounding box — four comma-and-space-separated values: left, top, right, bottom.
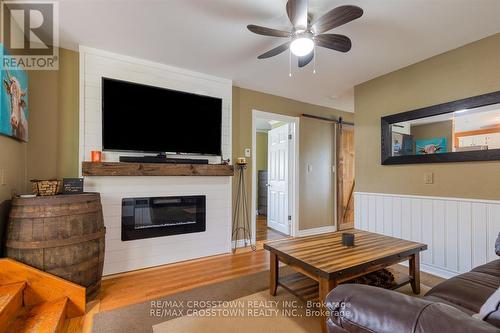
267, 124, 290, 235
337, 124, 355, 230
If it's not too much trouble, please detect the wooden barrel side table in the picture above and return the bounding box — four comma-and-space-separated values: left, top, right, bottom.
5, 193, 106, 300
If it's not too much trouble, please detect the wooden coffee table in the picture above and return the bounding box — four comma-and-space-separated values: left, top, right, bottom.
264, 229, 427, 333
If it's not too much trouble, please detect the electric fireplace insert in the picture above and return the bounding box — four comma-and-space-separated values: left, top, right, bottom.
121, 195, 206, 241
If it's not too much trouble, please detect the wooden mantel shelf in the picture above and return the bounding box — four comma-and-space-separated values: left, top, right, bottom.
82, 162, 234, 177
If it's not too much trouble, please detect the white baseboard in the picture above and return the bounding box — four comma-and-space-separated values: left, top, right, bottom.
296, 225, 336, 237
232, 239, 253, 249
421, 263, 458, 279
399, 261, 458, 280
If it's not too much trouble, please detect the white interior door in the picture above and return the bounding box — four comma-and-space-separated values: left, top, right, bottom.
267, 124, 290, 235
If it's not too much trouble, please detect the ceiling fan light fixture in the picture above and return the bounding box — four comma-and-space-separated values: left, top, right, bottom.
290, 37, 314, 57
248, 2, 364, 69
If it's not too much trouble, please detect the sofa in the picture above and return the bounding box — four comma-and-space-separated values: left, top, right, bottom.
326, 259, 500, 332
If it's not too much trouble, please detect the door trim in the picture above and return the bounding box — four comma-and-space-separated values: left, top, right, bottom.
251, 110, 300, 245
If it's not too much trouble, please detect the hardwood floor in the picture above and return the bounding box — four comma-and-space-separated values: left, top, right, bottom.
69, 248, 444, 333
68, 250, 270, 333
100, 250, 269, 311
256, 215, 288, 241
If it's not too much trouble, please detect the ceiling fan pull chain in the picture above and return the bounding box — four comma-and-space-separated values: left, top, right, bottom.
313, 44, 317, 74
289, 48, 292, 77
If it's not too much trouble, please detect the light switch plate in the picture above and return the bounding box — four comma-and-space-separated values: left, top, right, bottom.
244, 148, 251, 158
307, 164, 313, 173
424, 172, 434, 184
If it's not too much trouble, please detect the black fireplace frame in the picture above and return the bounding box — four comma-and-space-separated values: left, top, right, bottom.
121, 195, 206, 241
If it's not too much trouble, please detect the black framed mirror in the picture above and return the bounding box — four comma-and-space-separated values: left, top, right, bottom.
381, 90, 500, 165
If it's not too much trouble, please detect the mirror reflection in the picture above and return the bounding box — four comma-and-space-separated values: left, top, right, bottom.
391, 103, 500, 156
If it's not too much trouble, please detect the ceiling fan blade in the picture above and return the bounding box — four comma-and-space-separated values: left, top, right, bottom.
298, 51, 314, 68
257, 42, 291, 59
247, 25, 290, 38
315, 34, 352, 53
311, 5, 363, 34
286, 0, 308, 30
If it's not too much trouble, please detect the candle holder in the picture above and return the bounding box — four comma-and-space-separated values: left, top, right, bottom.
91, 151, 102, 162
342, 233, 355, 247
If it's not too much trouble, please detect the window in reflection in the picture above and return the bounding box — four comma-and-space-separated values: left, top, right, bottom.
391, 103, 500, 156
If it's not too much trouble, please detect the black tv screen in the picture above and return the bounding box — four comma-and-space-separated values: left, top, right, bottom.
102, 78, 222, 155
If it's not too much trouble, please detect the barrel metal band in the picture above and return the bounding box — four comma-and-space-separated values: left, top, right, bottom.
6, 229, 106, 249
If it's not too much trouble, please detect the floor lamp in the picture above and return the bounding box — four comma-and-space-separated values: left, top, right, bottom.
232, 159, 256, 252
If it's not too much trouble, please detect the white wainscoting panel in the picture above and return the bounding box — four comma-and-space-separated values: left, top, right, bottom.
355, 192, 500, 278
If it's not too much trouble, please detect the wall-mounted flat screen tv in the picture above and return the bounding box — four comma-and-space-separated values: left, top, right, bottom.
102, 78, 222, 155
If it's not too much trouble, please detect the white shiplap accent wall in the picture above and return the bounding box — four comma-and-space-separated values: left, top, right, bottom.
355, 192, 500, 279
79, 46, 233, 275
79, 46, 232, 165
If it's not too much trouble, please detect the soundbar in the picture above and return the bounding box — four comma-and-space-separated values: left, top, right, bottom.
119, 156, 209, 164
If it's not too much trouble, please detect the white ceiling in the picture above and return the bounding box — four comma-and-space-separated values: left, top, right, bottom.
57, 0, 500, 112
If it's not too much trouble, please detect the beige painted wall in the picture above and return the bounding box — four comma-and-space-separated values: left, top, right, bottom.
27, 70, 59, 181
57, 50, 80, 179
0, 135, 26, 255
256, 132, 268, 172
355, 33, 500, 200
26, 49, 80, 181
255, 131, 268, 204
0, 138, 26, 199
233, 87, 353, 231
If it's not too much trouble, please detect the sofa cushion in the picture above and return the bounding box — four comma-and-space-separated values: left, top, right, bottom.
473, 260, 500, 279
326, 284, 435, 333
425, 271, 500, 313
424, 295, 475, 315
415, 302, 500, 333
470, 287, 500, 328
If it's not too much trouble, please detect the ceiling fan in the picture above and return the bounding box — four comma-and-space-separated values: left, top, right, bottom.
247, 0, 363, 68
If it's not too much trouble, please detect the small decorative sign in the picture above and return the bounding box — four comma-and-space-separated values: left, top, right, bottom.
63, 178, 84, 194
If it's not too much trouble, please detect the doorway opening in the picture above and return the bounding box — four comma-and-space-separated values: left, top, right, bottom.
251, 110, 299, 245
299, 114, 356, 232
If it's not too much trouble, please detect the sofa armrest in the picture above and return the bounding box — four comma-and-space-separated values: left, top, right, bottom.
326, 284, 499, 333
